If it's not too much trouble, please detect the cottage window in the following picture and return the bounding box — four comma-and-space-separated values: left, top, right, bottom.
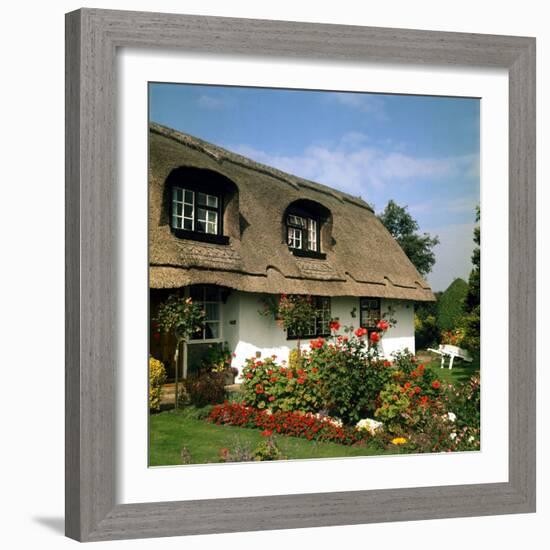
172, 187, 221, 236
287, 296, 331, 339
189, 285, 222, 341
360, 298, 381, 329
287, 214, 320, 253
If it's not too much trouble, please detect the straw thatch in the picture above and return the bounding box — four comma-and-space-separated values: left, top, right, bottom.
149, 123, 435, 301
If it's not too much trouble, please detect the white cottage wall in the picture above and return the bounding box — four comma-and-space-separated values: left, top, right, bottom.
227, 292, 416, 377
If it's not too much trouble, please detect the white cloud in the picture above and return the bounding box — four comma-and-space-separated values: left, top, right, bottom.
329, 93, 388, 120
228, 137, 479, 199
197, 95, 227, 110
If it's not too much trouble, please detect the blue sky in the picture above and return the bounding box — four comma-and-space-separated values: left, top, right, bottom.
149, 83, 480, 291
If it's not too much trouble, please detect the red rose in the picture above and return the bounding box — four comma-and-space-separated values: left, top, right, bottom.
329, 320, 341, 332
418, 364, 425, 372
255, 384, 264, 394
383, 360, 392, 367
404, 382, 411, 390
297, 378, 305, 385
432, 380, 441, 390
377, 320, 390, 331
414, 386, 421, 394
287, 371, 294, 380
354, 327, 367, 338
369, 331, 380, 343
268, 396, 275, 402
246, 373, 253, 379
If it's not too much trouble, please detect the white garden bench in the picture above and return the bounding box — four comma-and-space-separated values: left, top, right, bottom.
427, 344, 472, 370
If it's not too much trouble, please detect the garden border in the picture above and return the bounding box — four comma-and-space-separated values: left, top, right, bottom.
65, 8, 536, 541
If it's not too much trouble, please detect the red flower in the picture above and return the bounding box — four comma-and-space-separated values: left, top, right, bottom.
414, 386, 421, 394
270, 376, 278, 383
329, 320, 341, 332
354, 327, 368, 338
377, 320, 390, 331
369, 331, 380, 343
310, 338, 325, 349
420, 396, 429, 405
246, 373, 253, 379
255, 384, 264, 394
432, 380, 441, 390
287, 371, 294, 380
261, 429, 273, 437
268, 396, 275, 402
404, 382, 411, 390
312, 367, 319, 374
418, 364, 425, 372
383, 360, 392, 367
297, 378, 305, 385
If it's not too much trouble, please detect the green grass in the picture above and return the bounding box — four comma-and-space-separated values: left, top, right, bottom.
422, 353, 480, 385
149, 408, 387, 466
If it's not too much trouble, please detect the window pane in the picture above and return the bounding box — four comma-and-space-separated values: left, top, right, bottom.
172, 215, 181, 228
206, 194, 218, 208
183, 218, 193, 230
307, 218, 318, 251
190, 286, 203, 301
207, 210, 217, 223
184, 190, 194, 204
205, 322, 219, 339
288, 214, 306, 227
184, 204, 193, 218
197, 192, 207, 205
360, 298, 381, 329
288, 227, 302, 249
205, 302, 220, 321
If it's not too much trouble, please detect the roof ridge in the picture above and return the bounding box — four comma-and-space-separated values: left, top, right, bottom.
150, 122, 374, 213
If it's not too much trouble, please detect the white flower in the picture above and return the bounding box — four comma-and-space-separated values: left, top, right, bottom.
450, 432, 457, 440
356, 418, 384, 435
468, 435, 475, 443
446, 412, 457, 423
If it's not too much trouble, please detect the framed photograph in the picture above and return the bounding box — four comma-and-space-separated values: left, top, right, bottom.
65, 8, 536, 542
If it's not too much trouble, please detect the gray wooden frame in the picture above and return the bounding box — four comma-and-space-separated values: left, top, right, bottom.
65, 8, 536, 542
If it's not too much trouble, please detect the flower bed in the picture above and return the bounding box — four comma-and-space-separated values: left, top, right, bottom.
208, 402, 367, 445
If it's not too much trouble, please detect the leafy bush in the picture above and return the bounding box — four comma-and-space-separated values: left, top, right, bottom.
308, 334, 393, 424
457, 306, 480, 354
414, 313, 439, 349
185, 372, 226, 407
436, 278, 468, 331
252, 436, 287, 461
149, 356, 167, 412
240, 355, 324, 414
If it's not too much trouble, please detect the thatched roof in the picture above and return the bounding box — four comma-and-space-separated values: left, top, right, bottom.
149, 123, 435, 301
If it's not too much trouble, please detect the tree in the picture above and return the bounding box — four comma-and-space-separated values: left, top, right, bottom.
464, 205, 480, 311
377, 200, 440, 277
458, 206, 480, 354
437, 278, 468, 331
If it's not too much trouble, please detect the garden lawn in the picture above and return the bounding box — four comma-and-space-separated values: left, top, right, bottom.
150, 408, 387, 466
423, 353, 480, 385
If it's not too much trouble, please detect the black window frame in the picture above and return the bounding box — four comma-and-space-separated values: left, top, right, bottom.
286, 210, 326, 260
359, 297, 382, 330
286, 296, 332, 340
170, 185, 229, 245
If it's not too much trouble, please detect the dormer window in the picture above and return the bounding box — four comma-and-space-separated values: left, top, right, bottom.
287, 214, 318, 252
285, 201, 327, 260
165, 166, 235, 246
172, 187, 221, 235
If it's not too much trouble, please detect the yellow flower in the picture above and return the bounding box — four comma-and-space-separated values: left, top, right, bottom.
391, 437, 408, 445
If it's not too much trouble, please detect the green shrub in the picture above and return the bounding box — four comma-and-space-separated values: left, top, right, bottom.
149, 356, 167, 412
240, 355, 324, 413
437, 278, 468, 331
185, 372, 226, 407
252, 437, 287, 461
414, 313, 439, 349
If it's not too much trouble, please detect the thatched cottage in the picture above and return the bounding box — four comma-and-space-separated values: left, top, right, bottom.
149, 123, 435, 379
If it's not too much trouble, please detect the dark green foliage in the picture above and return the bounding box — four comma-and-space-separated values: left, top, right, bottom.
378, 200, 440, 277
414, 313, 439, 349
458, 206, 481, 354
436, 278, 468, 331
185, 372, 226, 407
